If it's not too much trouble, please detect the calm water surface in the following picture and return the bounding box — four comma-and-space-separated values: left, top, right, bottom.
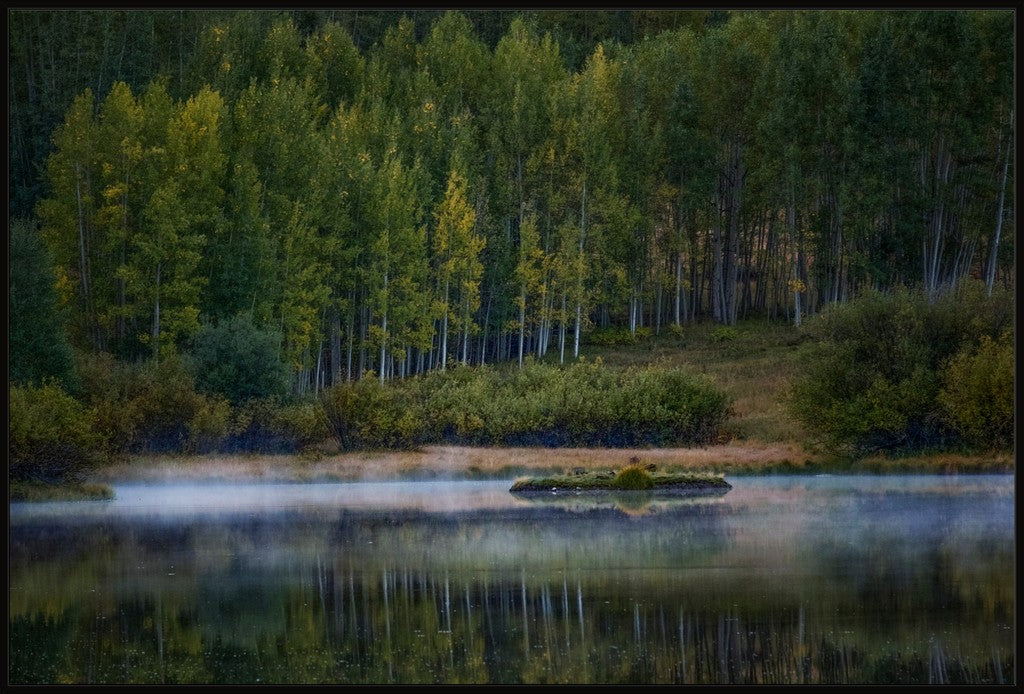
9, 475, 1014, 684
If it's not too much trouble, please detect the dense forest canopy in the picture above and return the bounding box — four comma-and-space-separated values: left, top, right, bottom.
8, 9, 1015, 395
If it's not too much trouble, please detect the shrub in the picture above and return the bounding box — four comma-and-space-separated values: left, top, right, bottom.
272, 399, 334, 451
791, 283, 1013, 453
9, 382, 104, 483
189, 314, 289, 406
75, 351, 226, 454
710, 326, 738, 342
320, 378, 423, 450
187, 395, 231, 453
320, 361, 731, 450
217, 397, 320, 453
612, 465, 655, 490
131, 355, 214, 452
74, 351, 144, 455
938, 332, 1013, 450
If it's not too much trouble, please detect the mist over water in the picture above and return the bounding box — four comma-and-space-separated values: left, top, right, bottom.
11, 480, 521, 519
9, 475, 1014, 684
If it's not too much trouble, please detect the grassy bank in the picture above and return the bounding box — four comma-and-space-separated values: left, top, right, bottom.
583, 320, 810, 445
78, 443, 1010, 489
11, 314, 1014, 502
87, 444, 810, 483
10, 481, 114, 501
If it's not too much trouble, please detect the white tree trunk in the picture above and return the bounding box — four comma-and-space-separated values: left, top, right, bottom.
461, 296, 470, 365
987, 118, 1012, 295
788, 199, 801, 328
518, 288, 526, 368
151, 260, 161, 360
573, 302, 582, 359
379, 270, 388, 383
559, 293, 566, 364
441, 279, 449, 371
674, 252, 682, 326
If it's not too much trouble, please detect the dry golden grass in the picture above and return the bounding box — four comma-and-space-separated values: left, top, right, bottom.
95, 442, 818, 483
588, 319, 809, 444
852, 451, 1014, 474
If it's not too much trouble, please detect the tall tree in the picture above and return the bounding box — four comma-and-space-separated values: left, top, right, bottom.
137, 85, 226, 359
37, 89, 100, 349
432, 169, 484, 369
9, 219, 77, 387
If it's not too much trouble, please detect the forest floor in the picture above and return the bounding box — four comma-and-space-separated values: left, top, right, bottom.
89, 319, 1010, 485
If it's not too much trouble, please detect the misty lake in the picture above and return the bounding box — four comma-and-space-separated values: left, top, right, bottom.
9, 474, 1014, 685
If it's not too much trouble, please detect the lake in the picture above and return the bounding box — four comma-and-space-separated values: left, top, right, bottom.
8, 474, 1014, 684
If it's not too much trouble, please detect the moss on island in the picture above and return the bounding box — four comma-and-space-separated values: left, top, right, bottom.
509, 464, 731, 496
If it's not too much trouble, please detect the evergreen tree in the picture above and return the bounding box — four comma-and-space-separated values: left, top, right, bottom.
9, 219, 76, 387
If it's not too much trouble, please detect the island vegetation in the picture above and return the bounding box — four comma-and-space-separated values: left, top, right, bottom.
509, 463, 731, 495
7, 9, 1014, 499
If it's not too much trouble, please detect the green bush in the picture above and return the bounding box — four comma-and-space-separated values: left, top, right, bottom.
74, 351, 144, 455
320, 378, 422, 450
190, 314, 290, 405
9, 382, 104, 483
710, 326, 738, 342
132, 355, 215, 451
272, 400, 334, 450
218, 397, 326, 453
75, 351, 227, 454
791, 283, 1013, 453
612, 465, 655, 490
187, 395, 231, 453
74, 350, 331, 455
320, 361, 731, 450
938, 332, 1013, 450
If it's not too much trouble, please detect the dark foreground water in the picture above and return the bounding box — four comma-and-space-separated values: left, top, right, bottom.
9, 475, 1014, 684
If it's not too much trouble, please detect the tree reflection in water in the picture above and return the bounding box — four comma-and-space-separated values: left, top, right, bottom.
9, 478, 1014, 684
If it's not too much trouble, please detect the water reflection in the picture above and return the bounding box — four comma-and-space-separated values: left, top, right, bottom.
9, 476, 1014, 684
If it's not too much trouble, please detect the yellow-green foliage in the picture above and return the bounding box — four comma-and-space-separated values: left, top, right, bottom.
9, 382, 104, 482
223, 396, 333, 453
509, 468, 726, 491
939, 332, 1013, 449
321, 360, 731, 450
75, 351, 230, 454
272, 400, 333, 450
319, 378, 422, 450
187, 395, 231, 453
586, 326, 653, 346
612, 465, 655, 490
709, 326, 738, 342
791, 283, 1014, 453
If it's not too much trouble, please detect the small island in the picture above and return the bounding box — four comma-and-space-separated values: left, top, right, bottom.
509, 462, 731, 497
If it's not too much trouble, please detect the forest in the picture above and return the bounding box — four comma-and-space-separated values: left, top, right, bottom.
7, 9, 1016, 474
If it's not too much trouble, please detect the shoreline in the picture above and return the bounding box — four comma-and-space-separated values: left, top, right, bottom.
92, 444, 1012, 483
10, 445, 1012, 501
